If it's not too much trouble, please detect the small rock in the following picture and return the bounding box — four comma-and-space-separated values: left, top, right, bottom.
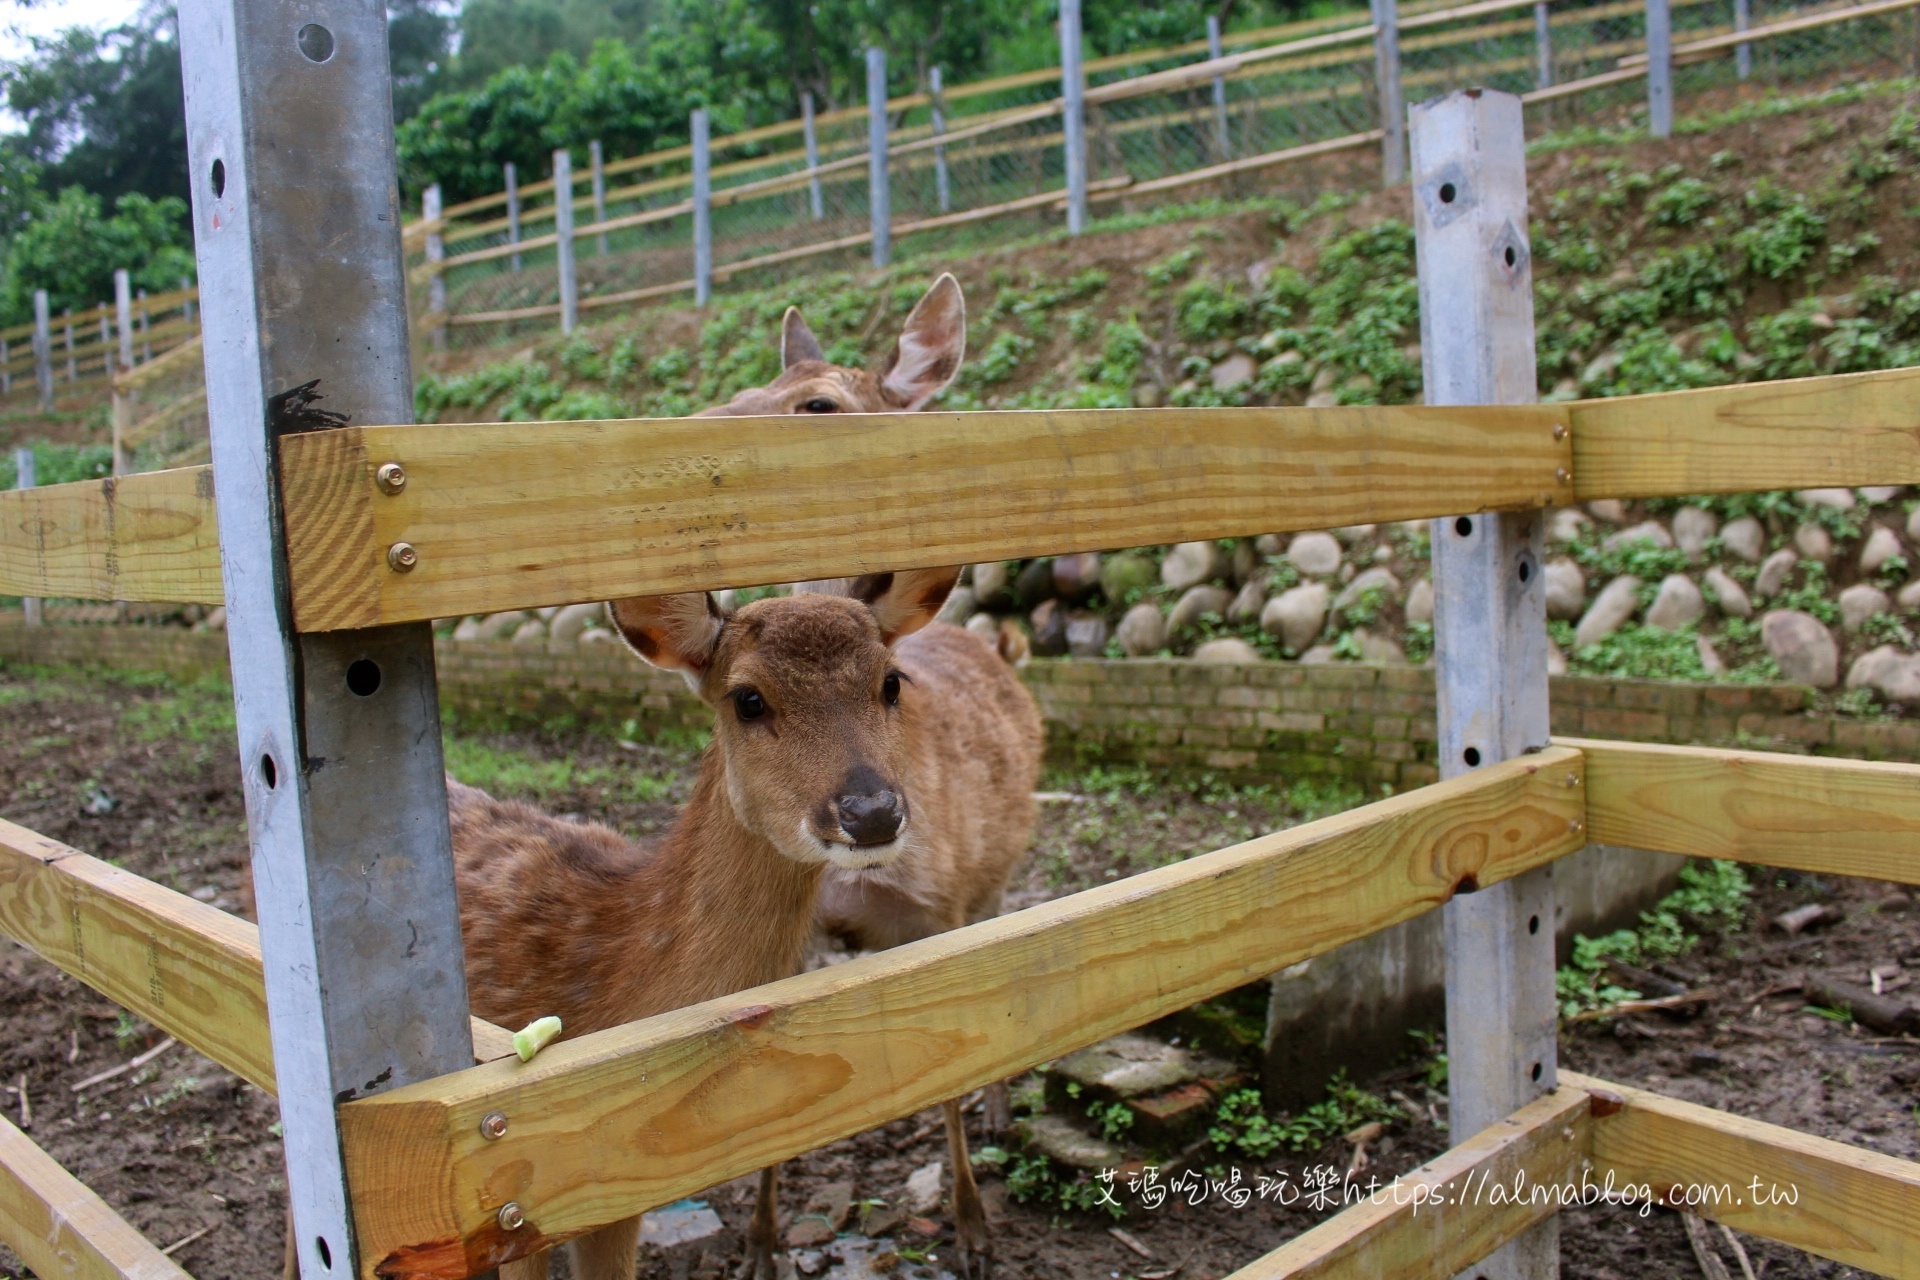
936, 585, 976, 625
1587, 499, 1628, 523
1304, 390, 1339, 408
579, 628, 617, 645
1901, 580, 1920, 610
1851, 646, 1920, 703
904, 1162, 944, 1215
1703, 567, 1752, 618
1645, 575, 1704, 630
1013, 1115, 1120, 1170
860, 1204, 907, 1238
1547, 635, 1567, 675
787, 1219, 837, 1249
1132, 382, 1163, 408
451, 616, 482, 641
1547, 507, 1592, 544
1310, 363, 1339, 393
806, 1182, 855, 1231
1298, 643, 1338, 664
1333, 524, 1376, 545
640, 1201, 725, 1250
1228, 576, 1267, 623
1333, 566, 1401, 615
1230, 539, 1263, 586
1192, 637, 1261, 663
1861, 525, 1905, 575
1672, 506, 1718, 563
1162, 541, 1226, 592
1754, 548, 1799, 598
1860, 486, 1905, 505
792, 1250, 827, 1276
476, 610, 527, 641
198, 606, 227, 632
1029, 599, 1068, 657
1168, 584, 1234, 633
82, 787, 115, 816
965, 612, 1000, 644
1263, 583, 1331, 652
1065, 611, 1110, 657
1115, 603, 1166, 656
1761, 609, 1839, 687
1100, 552, 1158, 604
1052, 552, 1104, 602
1544, 558, 1586, 620
1351, 629, 1405, 663
510, 618, 548, 645
1696, 634, 1726, 675
972, 562, 1012, 606
1839, 583, 1891, 630
1689, 1047, 1723, 1073
1404, 578, 1434, 625
1574, 576, 1642, 649
1720, 516, 1766, 563
1908, 506, 1920, 544
1793, 523, 1832, 562
1254, 534, 1285, 557
1848, 645, 1902, 691
1013, 558, 1055, 606
1795, 488, 1856, 511
1287, 532, 1343, 577
549, 601, 602, 643
1210, 352, 1257, 391
1602, 520, 1674, 552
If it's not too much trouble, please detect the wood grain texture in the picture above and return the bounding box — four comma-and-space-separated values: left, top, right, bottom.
338, 748, 1588, 1280
1568, 366, 1920, 500
1226, 1085, 1594, 1280
1569, 738, 1920, 886
277, 404, 1572, 632
0, 1114, 191, 1280
1567, 1071, 1920, 1280
0, 820, 513, 1094
0, 466, 222, 605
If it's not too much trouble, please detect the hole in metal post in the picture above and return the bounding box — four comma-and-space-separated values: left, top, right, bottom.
1454, 516, 1473, 537
1529, 914, 1540, 934
315, 1237, 333, 1270
346, 659, 382, 697
260, 754, 278, 790
1439, 182, 1457, 203
1505, 245, 1517, 267
1531, 1061, 1544, 1082
1518, 560, 1531, 582
297, 23, 335, 62
1463, 747, 1482, 767
210, 159, 226, 198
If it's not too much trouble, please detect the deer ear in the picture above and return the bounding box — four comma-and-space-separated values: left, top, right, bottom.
781, 307, 826, 369
846, 567, 961, 645
606, 593, 727, 677
879, 273, 966, 410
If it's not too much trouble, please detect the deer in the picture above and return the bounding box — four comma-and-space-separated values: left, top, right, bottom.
444, 276, 1042, 1280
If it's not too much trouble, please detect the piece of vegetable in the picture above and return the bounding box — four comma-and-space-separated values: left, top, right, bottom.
514, 1015, 562, 1062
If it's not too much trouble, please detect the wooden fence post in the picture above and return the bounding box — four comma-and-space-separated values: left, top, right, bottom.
504, 162, 522, 271
590, 139, 609, 256
1061, 0, 1089, 233
868, 47, 891, 267
1373, 0, 1406, 184
803, 91, 825, 220
1535, 2, 1553, 88
693, 108, 713, 306
1208, 15, 1231, 159
1647, 0, 1674, 136
423, 182, 446, 349
114, 270, 134, 373
1413, 87, 1559, 1280
176, 2, 482, 1276
931, 68, 951, 214
553, 149, 578, 333
13, 448, 39, 627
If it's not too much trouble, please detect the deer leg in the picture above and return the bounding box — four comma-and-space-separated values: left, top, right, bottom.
282, 1207, 298, 1280
735, 1164, 782, 1280
943, 1099, 992, 1280
569, 1216, 641, 1280
979, 1080, 1012, 1137
501, 1249, 552, 1280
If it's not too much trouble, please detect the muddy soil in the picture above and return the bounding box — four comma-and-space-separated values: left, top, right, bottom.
0, 659, 1913, 1280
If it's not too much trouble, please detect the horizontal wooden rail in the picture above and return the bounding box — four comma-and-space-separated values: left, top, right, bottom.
0, 467, 223, 605
1567, 1071, 1920, 1280
276, 403, 1571, 631
1569, 365, 1920, 499
0, 1112, 192, 1280
337, 748, 1587, 1280
1570, 738, 1920, 885
0, 819, 514, 1097
1225, 1083, 1595, 1280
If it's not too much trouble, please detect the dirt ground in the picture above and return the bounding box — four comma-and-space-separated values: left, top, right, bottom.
0, 658, 1914, 1280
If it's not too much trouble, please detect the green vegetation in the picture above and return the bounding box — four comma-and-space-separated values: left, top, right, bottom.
1208, 1071, 1399, 1158
1556, 858, 1751, 1017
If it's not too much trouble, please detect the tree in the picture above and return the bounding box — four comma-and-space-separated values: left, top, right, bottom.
447, 0, 653, 89
1, 186, 195, 323
389, 0, 458, 120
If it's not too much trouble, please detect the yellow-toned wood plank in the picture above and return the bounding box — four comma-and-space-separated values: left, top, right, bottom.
0, 820, 513, 1095
338, 748, 1588, 1280
278, 404, 1572, 632
0, 1114, 191, 1280
1569, 737, 1920, 885
1569, 366, 1920, 501
1567, 1071, 1920, 1280
0, 467, 222, 605
1226, 1084, 1595, 1280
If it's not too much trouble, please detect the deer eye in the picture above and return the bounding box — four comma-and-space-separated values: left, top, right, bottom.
882, 672, 902, 705
800, 398, 837, 413
732, 688, 767, 721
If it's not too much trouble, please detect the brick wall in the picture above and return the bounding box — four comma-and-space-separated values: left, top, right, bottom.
2, 618, 1913, 779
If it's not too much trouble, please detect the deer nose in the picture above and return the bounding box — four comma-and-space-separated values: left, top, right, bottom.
836, 770, 904, 845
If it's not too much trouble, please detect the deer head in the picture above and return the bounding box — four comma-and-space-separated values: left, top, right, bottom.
608, 569, 960, 870
697, 273, 966, 417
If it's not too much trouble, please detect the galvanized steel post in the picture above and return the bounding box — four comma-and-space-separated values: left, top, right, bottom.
1647, 0, 1674, 137
802, 92, 825, 220
1734, 0, 1753, 78
114, 269, 135, 372
422, 182, 446, 348
931, 67, 951, 214
504, 162, 523, 270
1060, 0, 1089, 234
1208, 15, 1230, 159
868, 48, 891, 266
692, 108, 713, 306
31, 290, 51, 409
1372, 0, 1406, 184
590, 139, 609, 255
553, 149, 578, 332
177, 4, 481, 1277
1535, 2, 1553, 88
13, 448, 38, 627
1413, 87, 1559, 1280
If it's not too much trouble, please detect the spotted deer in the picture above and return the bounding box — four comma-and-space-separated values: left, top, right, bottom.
447, 277, 1042, 1280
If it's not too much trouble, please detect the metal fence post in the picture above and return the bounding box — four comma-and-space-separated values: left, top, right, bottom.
931, 67, 951, 214
1373, 0, 1406, 184
1061, 0, 1089, 234
692, 108, 713, 306
504, 162, 522, 271
12, 448, 38, 627
1207, 15, 1231, 159
590, 139, 608, 255
1647, 0, 1674, 137
114, 269, 134, 372
553, 149, 578, 333
177, 3, 481, 1276
1413, 88, 1559, 1280
138, 288, 151, 363
1734, 0, 1753, 78
62, 308, 74, 382
868, 48, 891, 267
182, 275, 195, 324
802, 92, 825, 221
32, 290, 51, 409
2, 336, 10, 396
1535, 2, 1553, 88
423, 182, 446, 349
